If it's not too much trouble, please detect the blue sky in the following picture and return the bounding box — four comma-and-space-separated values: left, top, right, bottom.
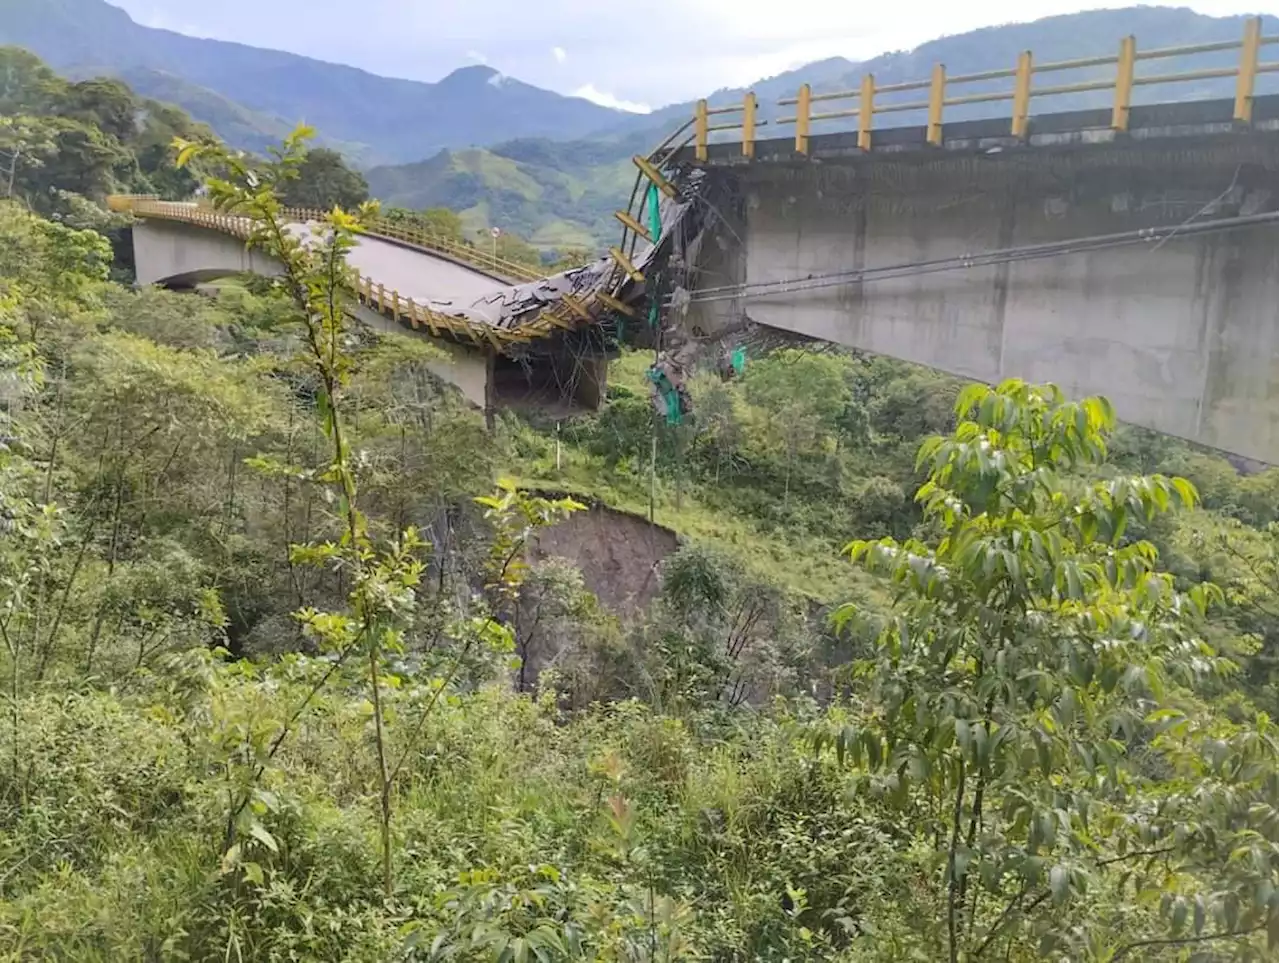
110, 0, 1262, 112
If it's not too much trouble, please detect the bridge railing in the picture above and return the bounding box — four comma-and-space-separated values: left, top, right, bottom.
690, 15, 1278, 159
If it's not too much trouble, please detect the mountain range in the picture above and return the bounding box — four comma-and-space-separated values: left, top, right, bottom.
0, 0, 627, 166
2, 0, 1275, 250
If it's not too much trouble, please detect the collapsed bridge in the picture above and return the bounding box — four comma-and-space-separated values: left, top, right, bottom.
116, 17, 1280, 463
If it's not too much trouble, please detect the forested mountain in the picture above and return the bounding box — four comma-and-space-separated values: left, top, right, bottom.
0, 0, 626, 165
0, 46, 207, 213
4, 2, 1275, 249
365, 132, 652, 252
3, 1, 1273, 172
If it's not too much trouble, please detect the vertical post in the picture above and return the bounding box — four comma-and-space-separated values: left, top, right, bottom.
927, 64, 946, 146
1234, 15, 1262, 123
391, 290, 401, 321
695, 99, 709, 162
1012, 51, 1033, 138
742, 92, 757, 159
1111, 37, 1135, 131
408, 301, 421, 329
648, 431, 657, 525
858, 73, 874, 151
795, 83, 811, 156
376, 283, 385, 313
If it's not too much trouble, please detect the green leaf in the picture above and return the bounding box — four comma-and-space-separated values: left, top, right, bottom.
248, 822, 278, 853
1049, 864, 1070, 905
955, 719, 972, 755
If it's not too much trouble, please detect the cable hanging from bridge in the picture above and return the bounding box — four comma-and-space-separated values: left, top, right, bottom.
674, 211, 1279, 306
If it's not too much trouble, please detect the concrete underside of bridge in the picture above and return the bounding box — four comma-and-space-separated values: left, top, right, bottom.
130, 219, 608, 414
683, 99, 1279, 464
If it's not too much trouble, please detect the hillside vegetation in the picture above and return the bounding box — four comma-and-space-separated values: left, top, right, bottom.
366, 134, 648, 253
0, 101, 1274, 961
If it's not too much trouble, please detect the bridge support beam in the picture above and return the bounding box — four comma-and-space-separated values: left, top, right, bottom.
684, 128, 1279, 464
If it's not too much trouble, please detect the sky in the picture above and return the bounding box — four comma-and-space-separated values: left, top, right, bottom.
110, 0, 1264, 113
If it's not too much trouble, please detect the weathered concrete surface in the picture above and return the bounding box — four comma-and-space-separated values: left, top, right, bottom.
686, 122, 1279, 464
133, 218, 284, 287
345, 235, 504, 310
355, 304, 491, 408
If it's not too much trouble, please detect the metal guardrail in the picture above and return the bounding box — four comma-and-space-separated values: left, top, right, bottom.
690, 16, 1278, 158
108, 196, 601, 349
605, 18, 1279, 296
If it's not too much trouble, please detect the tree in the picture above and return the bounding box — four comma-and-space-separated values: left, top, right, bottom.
62, 79, 138, 144
744, 349, 851, 509
0, 47, 63, 115
0, 116, 56, 199
382, 205, 464, 240
828, 379, 1277, 960
279, 147, 369, 211
9, 117, 127, 204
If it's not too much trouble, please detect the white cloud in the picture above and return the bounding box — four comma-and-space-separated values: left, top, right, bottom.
487, 72, 509, 87
572, 83, 651, 114
465, 49, 488, 65
552, 46, 567, 64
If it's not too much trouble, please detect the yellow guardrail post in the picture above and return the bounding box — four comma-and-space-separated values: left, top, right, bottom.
742, 92, 757, 159
1011, 51, 1033, 138
1234, 15, 1262, 122
695, 99, 709, 162
858, 74, 875, 150
1112, 36, 1135, 131
927, 64, 946, 146
795, 83, 811, 155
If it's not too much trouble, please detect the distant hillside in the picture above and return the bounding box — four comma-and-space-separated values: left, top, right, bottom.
0, 0, 626, 165
366, 132, 654, 252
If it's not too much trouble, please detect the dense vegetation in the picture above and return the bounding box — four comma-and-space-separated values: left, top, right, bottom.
0, 46, 207, 214
365, 135, 648, 253
0, 90, 1275, 963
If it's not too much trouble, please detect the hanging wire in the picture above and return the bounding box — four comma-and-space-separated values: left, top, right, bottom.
676, 211, 1277, 307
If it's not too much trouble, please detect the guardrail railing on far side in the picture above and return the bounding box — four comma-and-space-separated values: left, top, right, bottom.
690, 15, 1278, 159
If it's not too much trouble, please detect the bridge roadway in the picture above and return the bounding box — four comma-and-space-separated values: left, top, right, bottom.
342, 232, 506, 315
